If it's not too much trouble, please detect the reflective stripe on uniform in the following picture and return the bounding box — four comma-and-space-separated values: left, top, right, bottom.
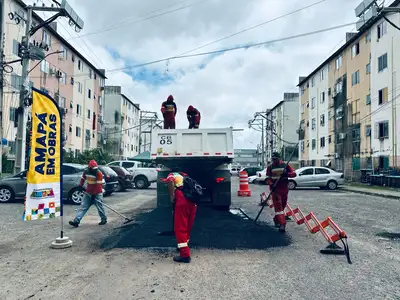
177, 242, 188, 248
275, 211, 285, 215
96, 181, 103, 184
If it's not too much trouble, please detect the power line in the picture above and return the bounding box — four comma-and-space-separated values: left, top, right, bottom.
26, 21, 357, 80
177, 0, 329, 56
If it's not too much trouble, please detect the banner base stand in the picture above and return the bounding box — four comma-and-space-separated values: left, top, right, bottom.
50, 236, 73, 249
320, 242, 345, 255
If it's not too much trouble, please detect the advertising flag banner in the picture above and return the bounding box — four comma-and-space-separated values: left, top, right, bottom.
23, 88, 62, 221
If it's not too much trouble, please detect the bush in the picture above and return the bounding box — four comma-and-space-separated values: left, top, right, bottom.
63, 149, 113, 166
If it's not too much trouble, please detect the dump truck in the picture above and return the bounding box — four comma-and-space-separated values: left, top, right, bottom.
151, 128, 234, 210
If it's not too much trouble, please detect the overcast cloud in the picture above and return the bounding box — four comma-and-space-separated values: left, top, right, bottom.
34, 0, 375, 148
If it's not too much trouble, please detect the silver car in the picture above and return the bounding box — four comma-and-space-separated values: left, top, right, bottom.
0, 163, 103, 204
288, 167, 345, 190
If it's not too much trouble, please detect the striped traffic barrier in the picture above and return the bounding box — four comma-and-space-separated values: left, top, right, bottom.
260, 192, 351, 264
238, 171, 251, 196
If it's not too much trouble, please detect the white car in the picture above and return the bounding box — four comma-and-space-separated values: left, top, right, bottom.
288, 167, 344, 190
248, 175, 258, 184
255, 168, 267, 183
107, 160, 158, 189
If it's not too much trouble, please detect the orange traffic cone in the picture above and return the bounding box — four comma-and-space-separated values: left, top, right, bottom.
238, 171, 251, 196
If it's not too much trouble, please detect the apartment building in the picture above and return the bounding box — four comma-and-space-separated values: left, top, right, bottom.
370, 8, 400, 170
2, 0, 106, 160
103, 86, 140, 160
265, 93, 299, 164
297, 0, 400, 177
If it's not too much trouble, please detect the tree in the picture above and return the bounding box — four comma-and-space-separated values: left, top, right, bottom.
63, 149, 114, 165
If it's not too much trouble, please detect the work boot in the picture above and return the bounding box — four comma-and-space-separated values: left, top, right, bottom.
278, 224, 286, 233
173, 256, 191, 263
99, 220, 107, 225
274, 221, 280, 228
69, 220, 79, 228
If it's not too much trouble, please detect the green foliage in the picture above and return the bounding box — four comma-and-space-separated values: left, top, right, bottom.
63, 149, 114, 166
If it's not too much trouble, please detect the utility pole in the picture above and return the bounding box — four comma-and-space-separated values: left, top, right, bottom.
261, 118, 264, 167
14, 1, 83, 174
0, 0, 4, 176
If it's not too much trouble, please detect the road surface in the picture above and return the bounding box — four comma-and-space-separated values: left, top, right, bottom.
0, 180, 399, 300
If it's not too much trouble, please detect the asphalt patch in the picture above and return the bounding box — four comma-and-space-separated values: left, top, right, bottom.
101, 206, 291, 250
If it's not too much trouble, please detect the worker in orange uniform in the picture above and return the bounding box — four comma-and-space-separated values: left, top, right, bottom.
161, 95, 177, 129
186, 105, 201, 129
265, 152, 296, 232
69, 160, 107, 227
161, 172, 197, 263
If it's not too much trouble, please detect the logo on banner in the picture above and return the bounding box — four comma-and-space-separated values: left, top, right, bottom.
23, 89, 62, 222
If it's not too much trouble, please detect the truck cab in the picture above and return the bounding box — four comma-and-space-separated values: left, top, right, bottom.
151, 128, 234, 210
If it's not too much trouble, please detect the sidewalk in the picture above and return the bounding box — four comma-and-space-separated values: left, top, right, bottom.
339, 184, 400, 200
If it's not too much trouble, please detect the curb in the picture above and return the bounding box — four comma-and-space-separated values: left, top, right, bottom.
339, 187, 400, 200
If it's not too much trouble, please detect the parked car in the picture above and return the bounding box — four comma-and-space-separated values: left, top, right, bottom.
0, 163, 105, 204
230, 166, 241, 176
107, 160, 157, 189
255, 168, 268, 183
248, 175, 258, 184
108, 165, 134, 192
288, 167, 344, 190
98, 166, 119, 196
240, 166, 263, 177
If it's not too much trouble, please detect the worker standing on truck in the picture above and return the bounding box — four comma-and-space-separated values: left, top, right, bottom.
264, 152, 296, 233
186, 105, 201, 129
69, 160, 107, 228
161, 172, 197, 263
161, 95, 177, 129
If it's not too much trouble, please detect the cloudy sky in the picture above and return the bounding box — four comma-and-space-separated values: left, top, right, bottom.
34, 0, 381, 149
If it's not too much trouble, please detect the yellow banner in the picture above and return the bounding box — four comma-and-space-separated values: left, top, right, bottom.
24, 89, 62, 221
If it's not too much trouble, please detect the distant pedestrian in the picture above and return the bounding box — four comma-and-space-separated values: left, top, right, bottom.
69, 160, 107, 227
161, 95, 177, 129
186, 105, 201, 129
264, 152, 296, 232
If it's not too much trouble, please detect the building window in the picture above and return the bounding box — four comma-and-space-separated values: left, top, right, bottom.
366, 30, 371, 43
76, 104, 82, 116
335, 55, 342, 70
378, 53, 388, 72
320, 69, 325, 81
9, 107, 16, 121
311, 97, 316, 109
366, 63, 371, 74
88, 89, 91, 99
351, 70, 360, 86
352, 100, 360, 124
42, 30, 51, 46
311, 77, 315, 87
87, 109, 91, 119
94, 73, 97, 80
301, 104, 305, 114
78, 60, 81, 70
60, 96, 66, 108
366, 94, 371, 105
76, 126, 81, 137
12, 39, 19, 55
320, 137, 325, 148
335, 80, 343, 94
98, 96, 102, 105
311, 118, 316, 130
377, 21, 387, 39
327, 63, 330, 72
376, 121, 389, 139
352, 127, 360, 140
351, 43, 360, 57
312, 139, 316, 150
328, 135, 332, 143
320, 114, 325, 127
378, 87, 388, 105
320, 91, 325, 103
366, 125, 371, 137
78, 82, 82, 93
40, 60, 50, 73
59, 45, 67, 59
11, 73, 22, 89
59, 71, 66, 84
89, 69, 92, 79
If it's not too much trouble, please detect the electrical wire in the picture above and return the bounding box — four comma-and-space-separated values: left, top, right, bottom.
25, 21, 358, 80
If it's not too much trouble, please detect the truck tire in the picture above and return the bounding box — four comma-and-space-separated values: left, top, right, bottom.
135, 176, 149, 189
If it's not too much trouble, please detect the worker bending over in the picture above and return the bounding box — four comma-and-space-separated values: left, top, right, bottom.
186, 105, 201, 129
265, 152, 296, 233
161, 95, 177, 129
162, 172, 197, 263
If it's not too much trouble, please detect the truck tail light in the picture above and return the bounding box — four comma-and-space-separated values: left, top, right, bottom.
216, 177, 225, 183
